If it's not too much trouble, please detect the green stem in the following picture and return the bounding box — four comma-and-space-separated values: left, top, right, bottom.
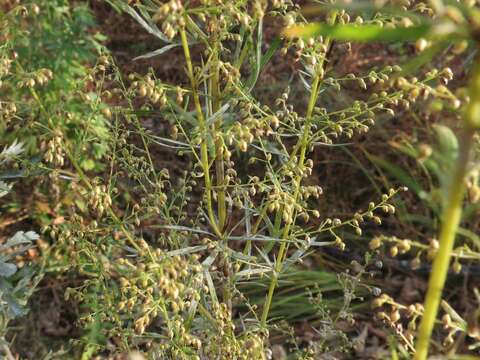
270, 209, 283, 246
210, 44, 231, 306
211, 49, 227, 231
414, 56, 480, 359
234, 39, 251, 70
180, 27, 221, 238
260, 40, 330, 327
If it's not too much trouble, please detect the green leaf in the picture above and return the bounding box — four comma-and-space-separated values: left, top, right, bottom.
433, 124, 458, 160
246, 24, 282, 91
284, 23, 431, 42
457, 227, 480, 251
133, 43, 182, 61
245, 17, 263, 91
0, 262, 17, 278
107, 0, 169, 42
259, 36, 282, 70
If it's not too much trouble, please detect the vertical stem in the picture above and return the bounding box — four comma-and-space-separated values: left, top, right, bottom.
263, 209, 283, 253
211, 50, 227, 231
260, 73, 322, 327
180, 27, 221, 238
210, 44, 231, 307
414, 56, 480, 359
260, 12, 338, 327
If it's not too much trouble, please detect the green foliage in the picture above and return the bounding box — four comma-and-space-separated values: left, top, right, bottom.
2, 0, 110, 171
0, 1, 110, 356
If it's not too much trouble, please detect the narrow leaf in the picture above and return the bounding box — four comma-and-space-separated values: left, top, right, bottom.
112, 1, 169, 42
133, 43, 181, 60
206, 103, 230, 126
284, 23, 430, 42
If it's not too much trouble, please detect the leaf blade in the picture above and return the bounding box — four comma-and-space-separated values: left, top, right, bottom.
284, 23, 431, 42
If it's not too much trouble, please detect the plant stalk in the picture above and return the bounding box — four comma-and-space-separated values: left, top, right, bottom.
260, 12, 337, 327
211, 50, 227, 231
210, 44, 232, 307
180, 27, 221, 238
414, 56, 480, 359
260, 72, 322, 327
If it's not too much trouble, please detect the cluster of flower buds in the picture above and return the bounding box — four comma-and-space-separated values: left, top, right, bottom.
0, 101, 17, 118
440, 301, 480, 347
18, 68, 53, 88
189, 1, 261, 38
43, 132, 65, 166
267, 187, 298, 224
370, 233, 476, 275
317, 188, 405, 243
96, 55, 110, 72
393, 68, 461, 111
219, 61, 241, 86
300, 184, 323, 201
271, 0, 288, 9
227, 116, 273, 153
89, 184, 112, 216
115, 254, 204, 339
167, 318, 203, 354
201, 302, 264, 359
153, 0, 184, 40
129, 73, 168, 108
232, 9, 252, 28
0, 57, 13, 79
306, 69, 415, 144
373, 292, 424, 348
333, 65, 402, 91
